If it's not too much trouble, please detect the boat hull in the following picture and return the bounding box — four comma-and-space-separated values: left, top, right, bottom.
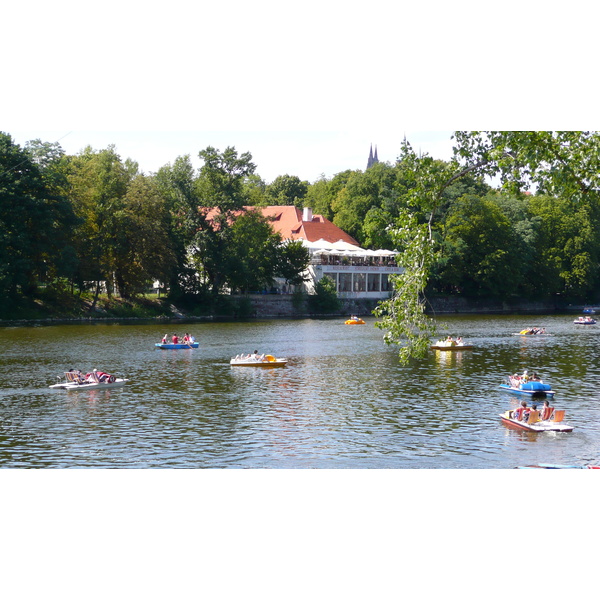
230, 356, 287, 367
499, 384, 555, 397
345, 320, 365, 325
431, 345, 473, 351
50, 378, 129, 390
155, 343, 199, 349
500, 412, 573, 432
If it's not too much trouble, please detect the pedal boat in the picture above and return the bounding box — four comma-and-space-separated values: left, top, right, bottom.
345, 318, 365, 325
574, 317, 596, 324
500, 408, 573, 433
155, 342, 199, 349
513, 328, 550, 335
499, 375, 555, 397
431, 341, 472, 351
230, 354, 287, 367
50, 371, 129, 390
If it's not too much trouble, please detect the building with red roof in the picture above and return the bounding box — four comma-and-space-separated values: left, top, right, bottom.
203, 204, 400, 298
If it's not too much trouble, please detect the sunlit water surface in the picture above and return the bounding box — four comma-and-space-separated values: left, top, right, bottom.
1, 315, 599, 468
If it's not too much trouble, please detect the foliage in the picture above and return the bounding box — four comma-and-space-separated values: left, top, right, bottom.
0, 132, 78, 297
276, 239, 310, 286
265, 174, 309, 208
436, 193, 523, 298
112, 175, 178, 298
192, 146, 257, 293
226, 210, 282, 293
307, 276, 341, 313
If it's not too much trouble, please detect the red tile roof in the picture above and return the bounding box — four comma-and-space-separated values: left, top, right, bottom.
258, 206, 358, 245
203, 205, 359, 246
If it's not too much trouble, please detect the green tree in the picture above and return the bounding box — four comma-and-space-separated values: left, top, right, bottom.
265, 174, 309, 208
112, 175, 178, 298
154, 155, 202, 294
305, 170, 356, 220
276, 239, 310, 287
528, 194, 598, 297
226, 210, 282, 293
242, 173, 268, 206
65, 145, 131, 305
307, 276, 341, 313
438, 193, 522, 298
331, 162, 398, 245
0, 133, 78, 300
193, 146, 257, 293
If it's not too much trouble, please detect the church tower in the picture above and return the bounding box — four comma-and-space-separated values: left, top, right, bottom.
367, 144, 379, 169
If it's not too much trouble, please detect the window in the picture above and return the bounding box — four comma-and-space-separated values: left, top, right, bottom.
339, 273, 352, 292
367, 273, 380, 291
354, 272, 366, 292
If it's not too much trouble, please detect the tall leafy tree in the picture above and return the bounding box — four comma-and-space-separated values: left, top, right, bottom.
65, 145, 131, 305
265, 174, 309, 208
154, 155, 201, 294
193, 146, 257, 293
437, 193, 522, 298
0, 133, 78, 299
225, 210, 282, 292
276, 239, 310, 287
111, 175, 178, 298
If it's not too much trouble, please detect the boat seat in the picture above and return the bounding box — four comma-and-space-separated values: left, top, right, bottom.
527, 409, 540, 424
541, 406, 554, 420
552, 409, 565, 423
65, 371, 85, 384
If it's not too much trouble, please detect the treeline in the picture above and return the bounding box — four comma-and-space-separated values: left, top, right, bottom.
304, 159, 600, 301
0, 134, 311, 314
2, 131, 600, 319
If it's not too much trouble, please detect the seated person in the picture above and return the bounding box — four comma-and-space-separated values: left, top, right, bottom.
541, 400, 554, 420
513, 401, 528, 421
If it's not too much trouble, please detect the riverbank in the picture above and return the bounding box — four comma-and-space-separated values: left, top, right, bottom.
0, 292, 587, 327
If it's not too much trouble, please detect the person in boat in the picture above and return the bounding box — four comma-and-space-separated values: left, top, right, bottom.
252, 350, 260, 360
172, 334, 179, 344
182, 333, 190, 344
456, 337, 463, 345
162, 334, 168, 344
513, 401, 528, 421
522, 370, 529, 382
541, 400, 554, 420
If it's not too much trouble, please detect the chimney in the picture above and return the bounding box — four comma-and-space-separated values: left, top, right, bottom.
302, 207, 313, 222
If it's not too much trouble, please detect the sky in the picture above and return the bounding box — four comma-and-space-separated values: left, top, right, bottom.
6, 129, 456, 183
4, 3, 598, 185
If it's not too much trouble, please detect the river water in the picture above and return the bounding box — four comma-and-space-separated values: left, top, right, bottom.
1, 314, 599, 468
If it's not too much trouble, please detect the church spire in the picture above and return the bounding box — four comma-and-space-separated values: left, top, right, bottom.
367, 143, 379, 169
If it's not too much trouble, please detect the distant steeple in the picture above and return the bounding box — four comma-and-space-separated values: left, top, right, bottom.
367, 143, 379, 169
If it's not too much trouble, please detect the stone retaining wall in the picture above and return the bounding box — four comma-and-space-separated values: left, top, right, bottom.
246, 294, 564, 318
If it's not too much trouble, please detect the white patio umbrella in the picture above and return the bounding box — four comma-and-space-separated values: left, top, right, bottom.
331, 240, 363, 252
308, 239, 338, 251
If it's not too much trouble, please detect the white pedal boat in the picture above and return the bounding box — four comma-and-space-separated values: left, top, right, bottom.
50, 370, 129, 390
230, 354, 287, 367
